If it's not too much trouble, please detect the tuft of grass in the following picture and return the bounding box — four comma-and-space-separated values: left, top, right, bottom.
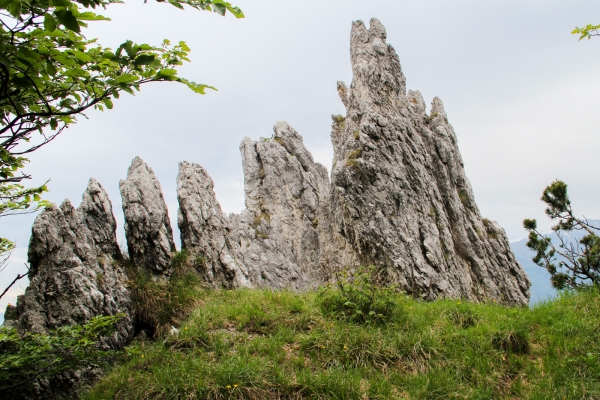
345, 149, 362, 168
86, 288, 600, 399
424, 112, 438, 124
482, 218, 499, 239
458, 190, 468, 207
126, 251, 203, 338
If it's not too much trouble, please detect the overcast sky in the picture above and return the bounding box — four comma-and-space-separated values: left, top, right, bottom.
2, 0, 600, 311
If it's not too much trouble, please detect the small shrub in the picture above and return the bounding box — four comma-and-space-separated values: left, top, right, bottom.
492, 330, 530, 354
446, 307, 478, 328
127, 252, 203, 338
458, 190, 468, 206
317, 266, 399, 325
332, 114, 345, 123
424, 112, 438, 124
345, 149, 362, 168
0, 315, 122, 398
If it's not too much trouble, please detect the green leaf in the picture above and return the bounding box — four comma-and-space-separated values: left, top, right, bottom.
0, 53, 11, 67
213, 2, 226, 16
156, 68, 178, 77
49, 0, 71, 6
115, 73, 137, 83
7, 0, 22, 18
103, 98, 113, 109
168, 0, 184, 10
50, 118, 58, 130
55, 9, 80, 33
44, 14, 57, 32
133, 54, 155, 67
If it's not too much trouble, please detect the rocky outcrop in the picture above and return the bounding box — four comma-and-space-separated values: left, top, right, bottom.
7, 179, 133, 347
79, 178, 121, 260
329, 18, 530, 305
120, 157, 175, 275
177, 161, 249, 288
229, 121, 347, 290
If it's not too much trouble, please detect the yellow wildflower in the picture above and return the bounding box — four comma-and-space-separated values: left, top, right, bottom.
233, 384, 239, 388
226, 385, 231, 389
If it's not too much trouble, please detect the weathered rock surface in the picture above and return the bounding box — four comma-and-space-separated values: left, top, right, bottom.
329, 18, 530, 305
7, 179, 133, 347
230, 121, 351, 290
177, 161, 249, 288
120, 157, 175, 275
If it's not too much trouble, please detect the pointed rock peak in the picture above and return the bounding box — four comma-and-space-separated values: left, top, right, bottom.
349, 18, 406, 102
430, 97, 447, 118
337, 81, 350, 108
351, 18, 386, 43
177, 161, 249, 288
79, 177, 120, 259
369, 18, 387, 39
273, 121, 316, 171
329, 19, 531, 306
408, 90, 427, 116
59, 199, 75, 214
126, 156, 155, 180
120, 157, 175, 275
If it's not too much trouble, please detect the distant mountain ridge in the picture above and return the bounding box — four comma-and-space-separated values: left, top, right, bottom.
510, 219, 600, 304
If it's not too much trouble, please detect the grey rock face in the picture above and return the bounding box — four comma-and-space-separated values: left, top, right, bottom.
9, 180, 133, 348
230, 121, 345, 290
120, 157, 175, 275
79, 178, 121, 259
329, 19, 530, 305
177, 161, 249, 288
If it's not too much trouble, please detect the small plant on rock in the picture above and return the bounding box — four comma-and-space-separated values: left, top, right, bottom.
317, 265, 399, 325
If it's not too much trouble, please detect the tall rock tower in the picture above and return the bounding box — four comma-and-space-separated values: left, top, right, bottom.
329, 19, 530, 305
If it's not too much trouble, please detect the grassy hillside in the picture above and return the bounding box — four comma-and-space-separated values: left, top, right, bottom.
85, 287, 600, 399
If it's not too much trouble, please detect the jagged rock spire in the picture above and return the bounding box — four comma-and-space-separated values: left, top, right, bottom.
329, 19, 530, 305
79, 178, 121, 259
8, 180, 133, 347
120, 157, 175, 275
177, 161, 249, 288
229, 121, 335, 290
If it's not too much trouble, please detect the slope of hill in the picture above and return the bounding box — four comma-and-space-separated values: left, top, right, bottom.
85, 288, 600, 399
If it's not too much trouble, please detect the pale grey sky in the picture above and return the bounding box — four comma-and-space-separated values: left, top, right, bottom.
2, 0, 600, 311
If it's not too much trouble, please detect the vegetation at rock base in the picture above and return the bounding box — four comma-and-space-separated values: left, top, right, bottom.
85, 283, 600, 399
0, 314, 123, 398
126, 250, 205, 339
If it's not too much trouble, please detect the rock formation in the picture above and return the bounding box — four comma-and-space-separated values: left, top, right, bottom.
229, 121, 352, 290
6, 179, 133, 347
6, 18, 532, 361
328, 18, 530, 304
177, 161, 249, 288
120, 157, 175, 275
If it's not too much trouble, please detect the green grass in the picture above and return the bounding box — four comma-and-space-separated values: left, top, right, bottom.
85, 289, 600, 399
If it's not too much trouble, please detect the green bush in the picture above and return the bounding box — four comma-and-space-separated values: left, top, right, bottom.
127, 251, 203, 338
0, 314, 122, 398
317, 266, 399, 324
